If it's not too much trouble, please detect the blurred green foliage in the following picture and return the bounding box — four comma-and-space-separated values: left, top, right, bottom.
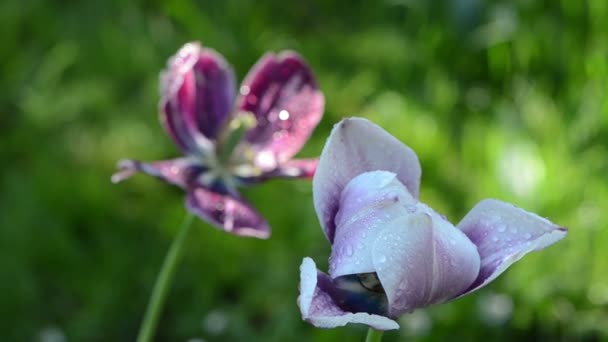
1, 0, 607, 341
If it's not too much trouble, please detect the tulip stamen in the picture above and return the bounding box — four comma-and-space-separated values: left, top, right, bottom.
357, 273, 385, 294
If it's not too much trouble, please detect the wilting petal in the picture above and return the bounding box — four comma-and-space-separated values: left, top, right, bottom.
298, 257, 399, 330
314, 118, 422, 243
160, 42, 236, 153
111, 158, 202, 188
330, 171, 416, 278
456, 199, 567, 296
186, 187, 270, 239
238, 51, 324, 169
372, 211, 480, 317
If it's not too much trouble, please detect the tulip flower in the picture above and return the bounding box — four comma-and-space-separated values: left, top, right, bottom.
298, 117, 566, 331
112, 42, 324, 238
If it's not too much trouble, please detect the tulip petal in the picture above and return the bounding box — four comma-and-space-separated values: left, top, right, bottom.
314, 118, 422, 243
238, 51, 324, 169
372, 211, 480, 317
111, 158, 202, 188
329, 171, 416, 279
160, 42, 236, 153
456, 199, 567, 296
298, 257, 399, 330
186, 187, 270, 239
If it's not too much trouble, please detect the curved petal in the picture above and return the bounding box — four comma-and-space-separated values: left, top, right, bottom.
111, 157, 202, 189
372, 211, 480, 317
186, 188, 270, 239
298, 257, 399, 330
238, 51, 324, 169
313, 118, 422, 243
160, 42, 236, 153
456, 199, 567, 296
329, 171, 416, 279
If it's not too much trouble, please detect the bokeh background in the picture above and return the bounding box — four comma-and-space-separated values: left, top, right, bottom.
2, 0, 607, 341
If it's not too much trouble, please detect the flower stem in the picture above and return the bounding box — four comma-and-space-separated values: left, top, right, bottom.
136, 213, 195, 342
365, 328, 384, 342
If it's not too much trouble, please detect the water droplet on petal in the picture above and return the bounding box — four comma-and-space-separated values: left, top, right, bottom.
345, 244, 354, 257
278, 110, 290, 121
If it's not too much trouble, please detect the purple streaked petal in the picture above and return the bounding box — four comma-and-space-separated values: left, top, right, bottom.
186, 187, 270, 239
329, 171, 416, 279
298, 257, 399, 330
372, 211, 480, 317
238, 51, 324, 168
160, 42, 236, 152
111, 158, 202, 188
456, 199, 567, 296
313, 118, 422, 243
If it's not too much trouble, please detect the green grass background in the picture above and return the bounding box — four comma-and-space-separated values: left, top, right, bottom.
1, 0, 607, 341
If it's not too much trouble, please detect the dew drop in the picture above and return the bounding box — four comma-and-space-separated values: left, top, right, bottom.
378, 255, 387, 263
278, 110, 290, 121
492, 236, 499, 242
524, 233, 532, 239
345, 245, 354, 257
239, 85, 250, 95
497, 224, 506, 233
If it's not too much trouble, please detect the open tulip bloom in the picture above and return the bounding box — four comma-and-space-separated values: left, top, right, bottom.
298, 117, 567, 331
112, 42, 324, 238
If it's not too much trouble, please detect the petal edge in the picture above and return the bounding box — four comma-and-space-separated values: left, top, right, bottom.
186, 188, 270, 239
298, 258, 399, 330
456, 199, 567, 296
313, 118, 422, 243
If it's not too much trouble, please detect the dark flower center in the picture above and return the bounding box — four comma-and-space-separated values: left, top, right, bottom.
331, 272, 388, 316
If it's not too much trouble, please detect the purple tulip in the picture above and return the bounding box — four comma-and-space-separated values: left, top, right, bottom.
112, 42, 324, 239
298, 118, 566, 330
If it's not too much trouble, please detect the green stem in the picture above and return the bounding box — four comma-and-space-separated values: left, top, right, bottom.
365, 328, 384, 342
136, 213, 195, 342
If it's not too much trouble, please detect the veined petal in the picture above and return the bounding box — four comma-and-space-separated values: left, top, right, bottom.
372, 211, 480, 317
238, 51, 324, 169
456, 199, 567, 296
313, 118, 422, 243
186, 187, 270, 239
111, 158, 202, 188
298, 257, 399, 330
330, 171, 416, 279
160, 42, 236, 153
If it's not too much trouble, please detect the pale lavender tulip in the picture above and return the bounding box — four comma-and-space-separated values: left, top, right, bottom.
112, 42, 324, 238
298, 117, 566, 330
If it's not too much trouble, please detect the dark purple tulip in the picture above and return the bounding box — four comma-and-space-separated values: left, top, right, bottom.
298, 118, 566, 330
112, 42, 324, 238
